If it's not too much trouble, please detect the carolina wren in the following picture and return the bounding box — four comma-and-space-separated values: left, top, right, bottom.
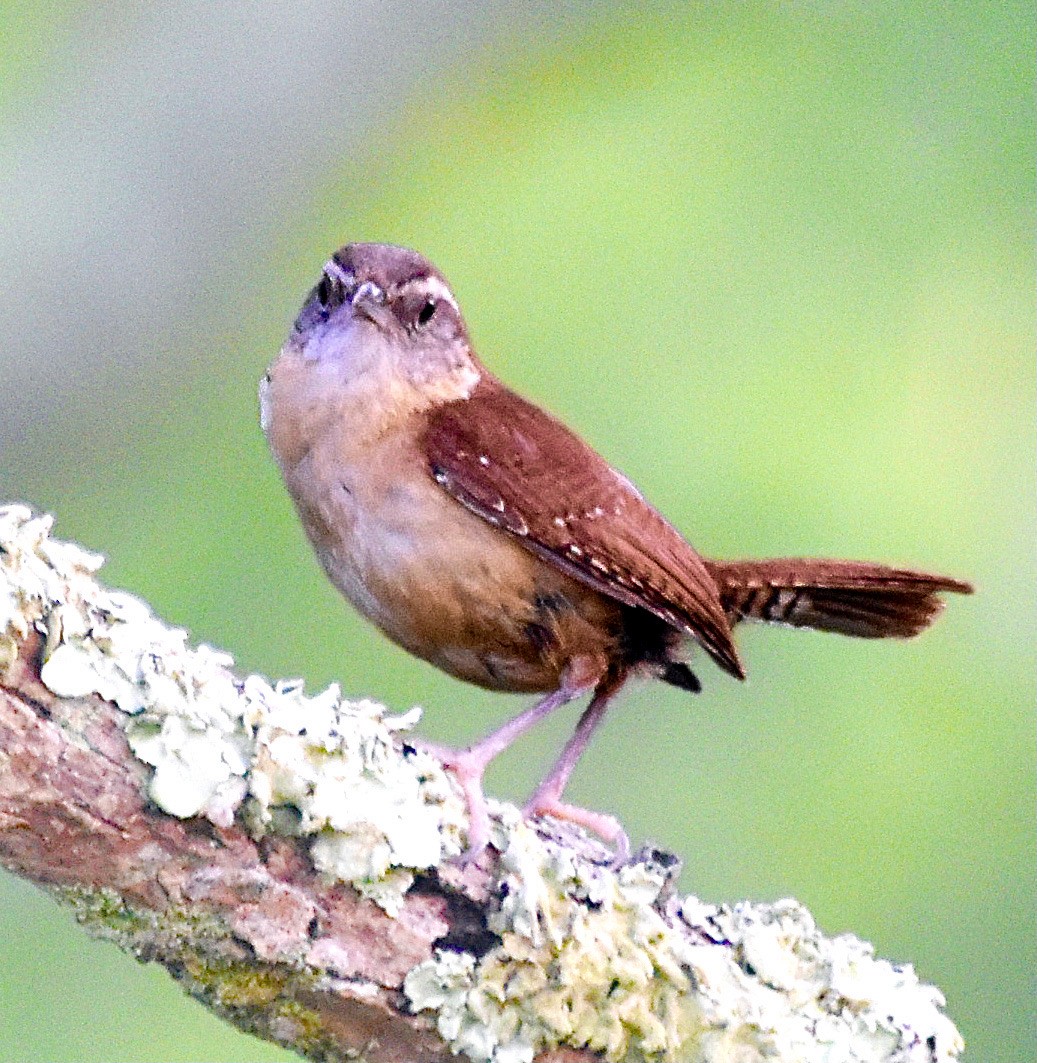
262, 242, 972, 856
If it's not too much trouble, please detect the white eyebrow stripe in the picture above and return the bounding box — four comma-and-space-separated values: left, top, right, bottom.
323, 258, 355, 287
392, 275, 459, 313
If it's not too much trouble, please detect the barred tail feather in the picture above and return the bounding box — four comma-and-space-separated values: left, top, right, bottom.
705, 559, 973, 639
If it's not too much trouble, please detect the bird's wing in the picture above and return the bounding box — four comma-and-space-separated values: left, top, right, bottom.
421, 379, 744, 678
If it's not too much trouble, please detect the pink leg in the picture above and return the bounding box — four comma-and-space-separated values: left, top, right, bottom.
422, 664, 599, 858
524, 675, 629, 861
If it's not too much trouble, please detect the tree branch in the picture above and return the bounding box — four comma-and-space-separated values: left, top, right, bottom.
0, 504, 963, 1062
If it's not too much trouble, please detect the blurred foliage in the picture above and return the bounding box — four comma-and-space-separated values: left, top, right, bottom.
1, 3, 1033, 1062
0, 3, 77, 108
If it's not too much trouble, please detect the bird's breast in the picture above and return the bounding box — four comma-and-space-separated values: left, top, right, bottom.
279, 426, 622, 693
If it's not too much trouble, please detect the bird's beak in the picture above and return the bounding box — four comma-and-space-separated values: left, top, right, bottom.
351, 281, 389, 327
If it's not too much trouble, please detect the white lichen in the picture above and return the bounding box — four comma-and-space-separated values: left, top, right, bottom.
406, 835, 964, 1063
406, 827, 705, 1063
0, 504, 465, 913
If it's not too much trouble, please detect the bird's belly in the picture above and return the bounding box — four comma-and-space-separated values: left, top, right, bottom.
293, 462, 619, 692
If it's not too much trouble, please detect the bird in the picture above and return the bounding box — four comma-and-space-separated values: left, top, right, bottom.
261, 241, 972, 858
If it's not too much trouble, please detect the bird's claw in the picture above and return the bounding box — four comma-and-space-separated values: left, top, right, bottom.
524, 796, 631, 867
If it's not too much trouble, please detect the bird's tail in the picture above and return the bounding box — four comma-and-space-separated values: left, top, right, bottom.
705, 558, 972, 639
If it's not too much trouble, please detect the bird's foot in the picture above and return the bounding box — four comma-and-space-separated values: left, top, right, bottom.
524, 794, 631, 866
416, 737, 631, 866
412, 739, 495, 863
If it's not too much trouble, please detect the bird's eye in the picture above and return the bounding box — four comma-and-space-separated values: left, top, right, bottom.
417, 299, 437, 327
316, 270, 349, 313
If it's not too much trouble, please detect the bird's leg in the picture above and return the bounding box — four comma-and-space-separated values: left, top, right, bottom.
421, 659, 601, 858
524, 671, 630, 861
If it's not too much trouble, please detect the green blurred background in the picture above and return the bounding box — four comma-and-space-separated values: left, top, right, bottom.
0, 3, 1032, 1061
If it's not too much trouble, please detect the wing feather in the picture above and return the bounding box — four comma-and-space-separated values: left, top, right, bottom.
422, 380, 744, 678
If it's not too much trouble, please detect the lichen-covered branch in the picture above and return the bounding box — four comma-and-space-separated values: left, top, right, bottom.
0, 504, 962, 1063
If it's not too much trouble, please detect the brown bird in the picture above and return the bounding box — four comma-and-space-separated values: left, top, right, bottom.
261, 242, 972, 857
